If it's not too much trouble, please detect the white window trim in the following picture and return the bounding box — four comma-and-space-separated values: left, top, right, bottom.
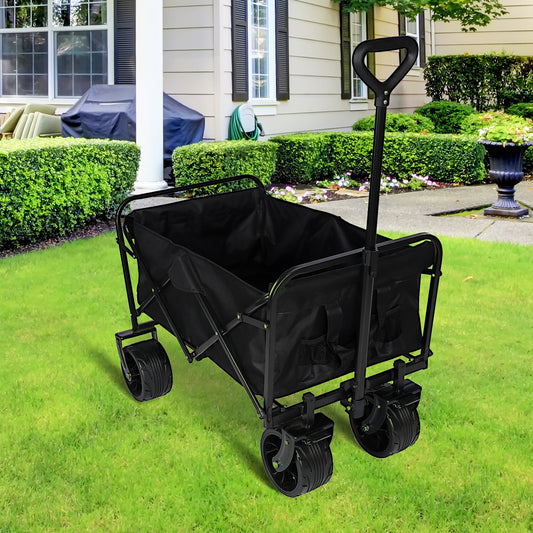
350, 11, 367, 101
248, 0, 276, 102
405, 16, 421, 68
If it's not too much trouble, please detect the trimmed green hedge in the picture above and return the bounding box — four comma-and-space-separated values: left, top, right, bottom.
271, 132, 486, 185
352, 112, 435, 133
268, 133, 334, 184
424, 54, 533, 111
415, 101, 476, 133
0, 137, 139, 248
172, 140, 277, 194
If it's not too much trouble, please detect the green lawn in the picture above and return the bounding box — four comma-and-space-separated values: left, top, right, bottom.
0, 231, 531, 532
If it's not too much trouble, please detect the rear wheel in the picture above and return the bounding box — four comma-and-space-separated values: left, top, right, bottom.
121, 339, 173, 402
260, 430, 333, 497
350, 403, 420, 458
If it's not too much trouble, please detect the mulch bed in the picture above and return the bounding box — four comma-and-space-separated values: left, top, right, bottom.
0, 219, 115, 258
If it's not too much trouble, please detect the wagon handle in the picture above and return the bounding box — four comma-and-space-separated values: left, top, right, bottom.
352, 36, 418, 108
350, 36, 418, 420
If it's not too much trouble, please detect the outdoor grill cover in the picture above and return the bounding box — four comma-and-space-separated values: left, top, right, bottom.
61, 84, 205, 159
126, 188, 435, 398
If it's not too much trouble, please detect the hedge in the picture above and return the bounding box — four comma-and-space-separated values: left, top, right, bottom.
172, 140, 277, 194
271, 132, 486, 185
424, 54, 533, 111
352, 112, 435, 133
415, 101, 476, 134
268, 133, 334, 184
0, 137, 139, 249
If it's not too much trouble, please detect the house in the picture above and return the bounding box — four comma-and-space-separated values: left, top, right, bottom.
0, 1, 430, 139
0, 1, 529, 187
432, 1, 533, 56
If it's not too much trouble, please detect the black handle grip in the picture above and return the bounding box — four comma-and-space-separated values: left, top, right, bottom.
352, 36, 418, 106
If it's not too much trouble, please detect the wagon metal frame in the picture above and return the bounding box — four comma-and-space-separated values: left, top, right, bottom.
113, 36, 443, 497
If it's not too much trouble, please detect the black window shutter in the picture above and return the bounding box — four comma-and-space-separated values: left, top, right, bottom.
232, 0, 248, 102
114, 0, 136, 84
366, 8, 376, 100
275, 0, 289, 100
418, 14, 426, 67
340, 5, 351, 100
398, 13, 407, 63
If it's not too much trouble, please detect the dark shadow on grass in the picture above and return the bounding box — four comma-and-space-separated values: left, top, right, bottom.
88, 345, 125, 391
229, 436, 268, 483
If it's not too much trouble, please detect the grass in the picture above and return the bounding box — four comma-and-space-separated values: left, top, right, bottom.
0, 231, 532, 532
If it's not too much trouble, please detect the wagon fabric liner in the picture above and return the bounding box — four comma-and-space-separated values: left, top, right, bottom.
125, 187, 433, 398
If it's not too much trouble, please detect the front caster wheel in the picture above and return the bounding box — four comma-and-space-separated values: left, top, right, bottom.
121, 339, 173, 402
260, 430, 333, 497
350, 403, 420, 458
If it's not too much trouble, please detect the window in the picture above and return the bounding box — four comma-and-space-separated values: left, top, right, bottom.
340, 7, 374, 100
350, 11, 367, 99
0, 0, 111, 99
399, 13, 425, 67
231, 0, 289, 102
249, 0, 275, 100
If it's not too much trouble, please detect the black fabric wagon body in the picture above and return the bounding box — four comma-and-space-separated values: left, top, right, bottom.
125, 187, 434, 399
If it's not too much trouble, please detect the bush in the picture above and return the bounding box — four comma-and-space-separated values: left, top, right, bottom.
424, 54, 533, 111
506, 102, 533, 120
352, 113, 435, 133
334, 132, 485, 184
0, 137, 139, 249
269, 132, 485, 186
416, 101, 476, 133
172, 140, 276, 193
269, 133, 334, 184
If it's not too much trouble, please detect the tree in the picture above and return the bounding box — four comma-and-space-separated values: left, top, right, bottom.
334, 0, 508, 32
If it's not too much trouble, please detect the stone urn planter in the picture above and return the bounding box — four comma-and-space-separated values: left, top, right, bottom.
467, 111, 533, 218
480, 139, 532, 218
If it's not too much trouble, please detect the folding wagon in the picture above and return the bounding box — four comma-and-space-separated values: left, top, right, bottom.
114, 37, 442, 497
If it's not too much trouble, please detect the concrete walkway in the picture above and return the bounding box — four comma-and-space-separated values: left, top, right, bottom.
310, 182, 533, 246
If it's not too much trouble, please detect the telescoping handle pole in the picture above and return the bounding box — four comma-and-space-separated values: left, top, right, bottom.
352, 35, 418, 248
350, 36, 419, 419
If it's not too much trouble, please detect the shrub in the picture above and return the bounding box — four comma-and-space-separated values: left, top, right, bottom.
416, 101, 476, 133
270, 132, 485, 186
335, 132, 485, 184
172, 140, 276, 193
269, 133, 334, 184
352, 113, 435, 133
506, 102, 533, 120
0, 137, 139, 249
424, 54, 533, 111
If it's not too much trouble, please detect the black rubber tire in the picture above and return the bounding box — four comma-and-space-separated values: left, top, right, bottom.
260, 430, 333, 497
121, 339, 173, 402
350, 403, 420, 458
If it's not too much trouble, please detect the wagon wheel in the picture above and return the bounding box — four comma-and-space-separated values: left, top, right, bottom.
121, 339, 173, 402
350, 402, 420, 458
260, 430, 333, 497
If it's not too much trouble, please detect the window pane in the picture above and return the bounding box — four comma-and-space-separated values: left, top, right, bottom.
406, 18, 418, 35
1, 31, 48, 96
53, 0, 106, 26
55, 29, 107, 96
0, 1, 48, 28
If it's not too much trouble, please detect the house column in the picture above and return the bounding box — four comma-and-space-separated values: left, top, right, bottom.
134, 0, 166, 192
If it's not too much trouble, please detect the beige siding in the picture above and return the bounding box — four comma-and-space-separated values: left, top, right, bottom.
162, 0, 430, 140
434, 1, 533, 56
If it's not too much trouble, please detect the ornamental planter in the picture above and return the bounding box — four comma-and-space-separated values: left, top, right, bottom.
480, 139, 532, 218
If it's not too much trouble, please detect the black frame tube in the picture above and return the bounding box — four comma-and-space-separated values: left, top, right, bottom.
350, 36, 419, 419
